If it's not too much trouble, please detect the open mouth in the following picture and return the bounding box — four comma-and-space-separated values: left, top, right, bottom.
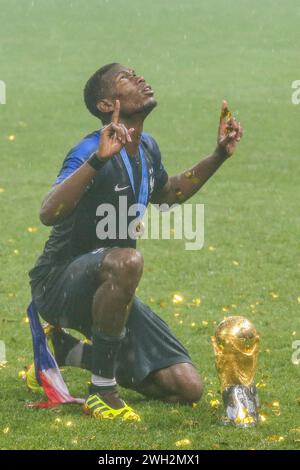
142, 85, 154, 95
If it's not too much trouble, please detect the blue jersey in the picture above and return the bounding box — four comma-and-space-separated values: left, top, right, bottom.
31, 130, 168, 270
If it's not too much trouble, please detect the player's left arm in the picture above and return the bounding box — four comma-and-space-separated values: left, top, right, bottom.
151, 100, 243, 206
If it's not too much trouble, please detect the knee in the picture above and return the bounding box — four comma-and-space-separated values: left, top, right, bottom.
101, 248, 144, 291
154, 363, 204, 405
120, 248, 144, 279
179, 376, 204, 405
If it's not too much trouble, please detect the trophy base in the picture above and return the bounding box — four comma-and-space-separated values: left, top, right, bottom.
222, 384, 259, 428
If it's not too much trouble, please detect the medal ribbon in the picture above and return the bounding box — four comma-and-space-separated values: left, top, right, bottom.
120, 144, 149, 220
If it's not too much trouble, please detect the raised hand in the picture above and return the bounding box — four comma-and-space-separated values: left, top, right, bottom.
97, 100, 134, 159
217, 100, 243, 158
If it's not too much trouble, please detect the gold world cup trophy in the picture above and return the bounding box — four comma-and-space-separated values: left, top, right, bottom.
211, 316, 260, 428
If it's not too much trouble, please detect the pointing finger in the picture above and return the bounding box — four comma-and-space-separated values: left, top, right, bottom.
111, 99, 120, 124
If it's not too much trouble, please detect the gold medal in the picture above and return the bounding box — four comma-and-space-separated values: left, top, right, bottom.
135, 220, 145, 238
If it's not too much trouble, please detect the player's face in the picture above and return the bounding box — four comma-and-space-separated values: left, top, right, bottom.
108, 64, 157, 118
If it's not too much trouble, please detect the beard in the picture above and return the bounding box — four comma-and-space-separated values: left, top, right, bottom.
138, 98, 158, 116
121, 97, 158, 121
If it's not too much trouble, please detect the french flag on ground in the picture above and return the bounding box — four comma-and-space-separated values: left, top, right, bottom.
26, 301, 84, 408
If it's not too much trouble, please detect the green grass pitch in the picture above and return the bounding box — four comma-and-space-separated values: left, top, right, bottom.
0, 0, 299, 450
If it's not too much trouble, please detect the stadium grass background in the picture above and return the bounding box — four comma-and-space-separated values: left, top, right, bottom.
0, 0, 299, 450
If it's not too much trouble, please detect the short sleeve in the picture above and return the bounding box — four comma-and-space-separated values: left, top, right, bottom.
53, 131, 100, 185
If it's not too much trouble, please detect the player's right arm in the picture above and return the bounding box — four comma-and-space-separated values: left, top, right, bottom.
40, 100, 133, 226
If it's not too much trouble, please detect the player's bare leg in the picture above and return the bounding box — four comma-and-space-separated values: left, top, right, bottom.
136, 363, 204, 404
84, 247, 143, 418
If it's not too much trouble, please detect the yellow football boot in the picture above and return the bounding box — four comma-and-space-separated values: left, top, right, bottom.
83, 394, 141, 422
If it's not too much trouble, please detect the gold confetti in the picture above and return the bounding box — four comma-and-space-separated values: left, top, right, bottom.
256, 381, 267, 389
234, 407, 255, 426
66, 421, 73, 427
208, 246, 216, 251
191, 322, 196, 327
290, 427, 300, 433
175, 438, 191, 448
55, 418, 62, 424
27, 227, 38, 233
7, 135, 15, 141
212, 443, 220, 449
179, 320, 183, 325
175, 190, 185, 202
0, 188, 5, 193
233, 260, 239, 266
202, 320, 208, 327
270, 292, 279, 299
192, 297, 201, 306
13, 249, 19, 255
292, 331, 297, 336
172, 293, 183, 304
22, 317, 29, 324
184, 171, 200, 185
174, 313, 180, 318
265, 435, 285, 443
222, 306, 230, 313
268, 400, 281, 416
3, 427, 10, 434
209, 399, 220, 408
240, 416, 255, 426
259, 413, 267, 423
